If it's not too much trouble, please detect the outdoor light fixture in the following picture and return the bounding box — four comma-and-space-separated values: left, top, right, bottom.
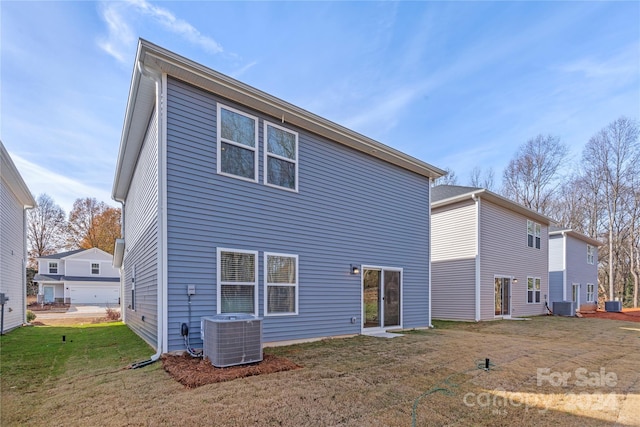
351, 265, 360, 275
513, 278, 518, 284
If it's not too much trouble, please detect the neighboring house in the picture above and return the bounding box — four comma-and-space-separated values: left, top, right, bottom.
431, 185, 552, 321
0, 141, 36, 333
111, 39, 444, 354
548, 226, 602, 311
34, 248, 120, 304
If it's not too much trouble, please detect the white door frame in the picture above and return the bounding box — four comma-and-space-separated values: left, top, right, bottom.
361, 265, 403, 334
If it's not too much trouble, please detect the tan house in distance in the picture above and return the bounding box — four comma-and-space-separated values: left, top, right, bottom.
431, 185, 552, 321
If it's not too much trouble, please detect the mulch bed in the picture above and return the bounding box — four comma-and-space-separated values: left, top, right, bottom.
579, 308, 640, 323
161, 353, 301, 388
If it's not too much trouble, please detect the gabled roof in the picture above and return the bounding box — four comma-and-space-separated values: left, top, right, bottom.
1, 140, 36, 208
112, 39, 445, 201
431, 185, 553, 225
549, 226, 603, 247
38, 249, 86, 259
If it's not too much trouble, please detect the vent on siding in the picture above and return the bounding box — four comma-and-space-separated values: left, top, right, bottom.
201, 314, 263, 367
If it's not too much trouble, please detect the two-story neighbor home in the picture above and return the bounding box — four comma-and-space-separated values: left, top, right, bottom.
548, 226, 602, 312
1, 141, 36, 333
431, 185, 552, 321
111, 39, 444, 355
34, 248, 120, 304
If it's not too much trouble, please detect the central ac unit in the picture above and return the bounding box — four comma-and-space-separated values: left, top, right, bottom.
201, 314, 263, 367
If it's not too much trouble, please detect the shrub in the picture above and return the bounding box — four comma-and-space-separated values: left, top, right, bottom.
26, 310, 36, 322
105, 307, 121, 321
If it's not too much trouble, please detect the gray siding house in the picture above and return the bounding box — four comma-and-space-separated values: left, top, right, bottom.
431, 185, 551, 321
0, 141, 36, 333
112, 40, 444, 354
549, 227, 601, 311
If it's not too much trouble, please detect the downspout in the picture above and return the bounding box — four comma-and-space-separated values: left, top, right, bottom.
472, 194, 481, 321
428, 177, 432, 327
112, 198, 125, 323
562, 231, 567, 301
130, 60, 166, 367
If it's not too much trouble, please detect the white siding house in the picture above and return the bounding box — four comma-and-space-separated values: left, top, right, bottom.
0, 141, 36, 333
34, 248, 121, 305
431, 185, 552, 321
549, 227, 602, 311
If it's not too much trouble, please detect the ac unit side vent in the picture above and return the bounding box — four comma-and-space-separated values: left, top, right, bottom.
201, 314, 263, 368
553, 301, 574, 316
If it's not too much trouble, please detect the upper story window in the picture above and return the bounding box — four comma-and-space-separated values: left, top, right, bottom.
527, 220, 541, 249
217, 248, 258, 315
48, 262, 58, 274
217, 104, 258, 182
91, 263, 100, 275
264, 122, 298, 191
587, 245, 595, 265
265, 252, 298, 315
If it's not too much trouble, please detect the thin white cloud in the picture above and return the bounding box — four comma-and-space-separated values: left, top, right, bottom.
12, 154, 114, 214
97, 0, 223, 63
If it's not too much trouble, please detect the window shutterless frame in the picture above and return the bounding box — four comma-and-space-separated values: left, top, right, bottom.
264, 252, 299, 316
49, 262, 58, 274
217, 104, 259, 183
216, 248, 259, 316
263, 121, 299, 192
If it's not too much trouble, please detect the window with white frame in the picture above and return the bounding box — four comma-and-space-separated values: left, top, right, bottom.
586, 283, 595, 302
264, 122, 298, 191
527, 277, 541, 303
48, 262, 58, 274
131, 265, 136, 311
218, 249, 258, 315
217, 104, 258, 181
265, 253, 298, 315
91, 263, 100, 275
587, 245, 594, 264
527, 220, 541, 249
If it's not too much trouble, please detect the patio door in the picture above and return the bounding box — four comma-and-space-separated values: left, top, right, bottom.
494, 277, 511, 316
363, 267, 401, 330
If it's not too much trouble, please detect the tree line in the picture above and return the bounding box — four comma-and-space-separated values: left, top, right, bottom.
438, 116, 639, 308
27, 195, 121, 267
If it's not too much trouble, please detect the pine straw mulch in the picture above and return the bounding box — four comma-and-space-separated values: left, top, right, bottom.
579, 307, 640, 322
161, 353, 301, 388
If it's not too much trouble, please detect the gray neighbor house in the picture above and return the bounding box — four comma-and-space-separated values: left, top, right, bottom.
111, 40, 445, 354
548, 226, 602, 312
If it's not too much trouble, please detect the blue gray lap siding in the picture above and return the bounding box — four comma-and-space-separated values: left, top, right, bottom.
165, 78, 431, 351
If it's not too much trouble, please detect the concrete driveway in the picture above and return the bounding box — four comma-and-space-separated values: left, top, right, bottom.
34, 304, 120, 320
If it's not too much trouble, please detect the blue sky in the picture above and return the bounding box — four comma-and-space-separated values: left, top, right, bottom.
2, 1, 638, 213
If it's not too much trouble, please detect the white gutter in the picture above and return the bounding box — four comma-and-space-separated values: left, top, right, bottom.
136, 60, 165, 362
472, 194, 481, 321
428, 178, 433, 328
562, 231, 567, 301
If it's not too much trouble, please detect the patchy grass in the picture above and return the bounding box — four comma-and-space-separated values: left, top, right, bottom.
1, 317, 639, 426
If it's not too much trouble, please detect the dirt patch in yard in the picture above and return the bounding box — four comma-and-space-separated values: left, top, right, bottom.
161, 353, 301, 388
580, 308, 640, 322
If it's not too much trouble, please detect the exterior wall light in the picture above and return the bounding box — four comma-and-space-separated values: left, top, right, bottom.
351, 265, 360, 275
513, 278, 518, 284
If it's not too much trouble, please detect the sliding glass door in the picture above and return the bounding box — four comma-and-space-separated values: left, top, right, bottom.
363, 267, 401, 330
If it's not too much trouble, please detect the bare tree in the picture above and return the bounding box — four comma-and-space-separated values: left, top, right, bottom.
434, 167, 458, 186
502, 134, 569, 215
469, 166, 495, 190
26, 194, 68, 268
582, 116, 640, 302
67, 198, 121, 254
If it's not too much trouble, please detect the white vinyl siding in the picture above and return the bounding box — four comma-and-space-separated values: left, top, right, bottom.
527, 277, 541, 304
264, 252, 298, 316
217, 248, 258, 315
217, 104, 258, 182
